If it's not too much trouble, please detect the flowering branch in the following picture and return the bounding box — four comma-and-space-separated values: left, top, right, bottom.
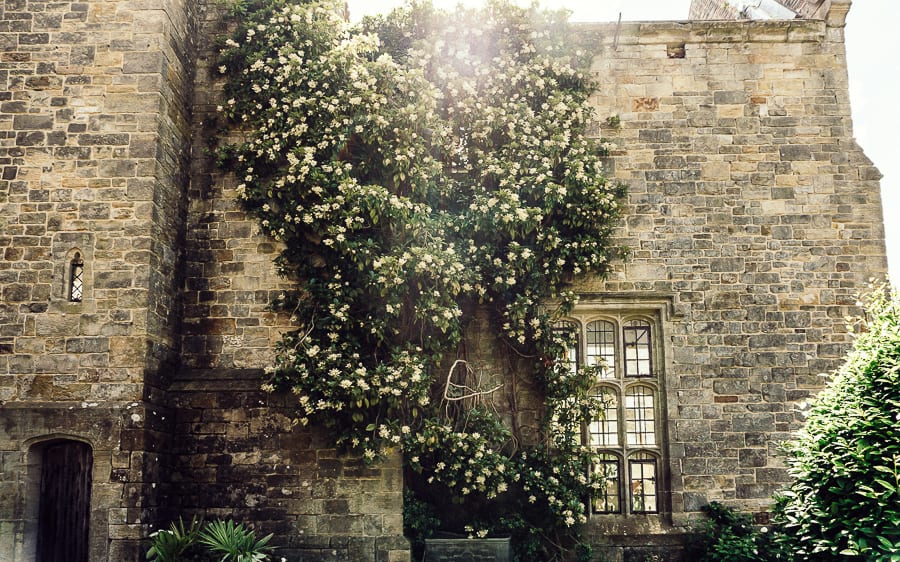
216, 0, 625, 557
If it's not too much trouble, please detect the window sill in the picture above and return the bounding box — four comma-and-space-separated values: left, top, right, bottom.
583, 512, 675, 536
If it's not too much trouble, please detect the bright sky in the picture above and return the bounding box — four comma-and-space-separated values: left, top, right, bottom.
347, 0, 900, 279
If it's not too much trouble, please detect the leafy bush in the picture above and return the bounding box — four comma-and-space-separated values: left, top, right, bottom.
199, 520, 274, 562
774, 285, 900, 560
402, 488, 440, 559
147, 518, 274, 562
691, 502, 788, 562
147, 517, 204, 562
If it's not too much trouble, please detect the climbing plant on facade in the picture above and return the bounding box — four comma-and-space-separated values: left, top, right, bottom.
215, 0, 624, 557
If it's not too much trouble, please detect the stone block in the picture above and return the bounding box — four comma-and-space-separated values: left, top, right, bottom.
12, 115, 53, 129
20, 33, 50, 44
701, 161, 730, 180
732, 414, 775, 432
738, 448, 767, 468
779, 145, 813, 161
709, 258, 744, 272
717, 104, 744, 118
79, 134, 131, 145
105, 93, 161, 113
638, 129, 671, 143
425, 538, 510, 562
66, 337, 110, 353
16, 131, 45, 146
94, 270, 133, 289
109, 337, 146, 367
123, 51, 165, 74
713, 90, 746, 105
98, 159, 137, 178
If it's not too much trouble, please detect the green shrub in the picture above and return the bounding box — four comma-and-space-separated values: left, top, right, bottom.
774, 285, 900, 560
147, 518, 274, 562
147, 517, 204, 562
402, 488, 440, 559
691, 502, 788, 562
198, 519, 274, 562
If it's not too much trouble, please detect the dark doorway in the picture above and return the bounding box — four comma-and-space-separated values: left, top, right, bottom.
36, 440, 93, 562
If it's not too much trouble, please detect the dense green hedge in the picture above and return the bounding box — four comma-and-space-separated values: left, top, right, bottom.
774, 286, 900, 560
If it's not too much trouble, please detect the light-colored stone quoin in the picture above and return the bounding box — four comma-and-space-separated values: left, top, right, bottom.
0, 0, 885, 560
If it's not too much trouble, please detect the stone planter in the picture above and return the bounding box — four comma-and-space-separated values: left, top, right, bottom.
424, 537, 511, 562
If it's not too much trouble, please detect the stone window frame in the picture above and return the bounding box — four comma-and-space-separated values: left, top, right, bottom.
558, 296, 673, 520
68, 250, 85, 302
51, 234, 95, 313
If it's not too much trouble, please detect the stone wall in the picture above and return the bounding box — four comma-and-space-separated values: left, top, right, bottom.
173, 2, 885, 559
165, 369, 409, 561
168, 3, 410, 559
0, 0, 195, 557
570, 0, 885, 555
181, 2, 295, 372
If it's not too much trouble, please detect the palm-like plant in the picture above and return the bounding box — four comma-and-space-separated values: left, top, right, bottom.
146, 517, 203, 562
197, 519, 274, 562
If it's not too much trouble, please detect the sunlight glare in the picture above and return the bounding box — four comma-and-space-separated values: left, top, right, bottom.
346, 1, 691, 24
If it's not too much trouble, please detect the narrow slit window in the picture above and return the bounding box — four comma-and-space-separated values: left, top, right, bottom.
625, 385, 656, 446
69, 253, 84, 303
593, 454, 621, 514
623, 320, 652, 377
629, 453, 658, 513
586, 320, 616, 379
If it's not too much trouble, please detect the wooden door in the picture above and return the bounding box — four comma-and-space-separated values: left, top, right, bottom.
36, 441, 93, 562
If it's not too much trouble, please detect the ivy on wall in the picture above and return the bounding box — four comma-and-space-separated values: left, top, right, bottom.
215, 0, 624, 557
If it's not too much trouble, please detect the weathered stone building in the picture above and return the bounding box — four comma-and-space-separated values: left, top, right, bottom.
0, 0, 886, 560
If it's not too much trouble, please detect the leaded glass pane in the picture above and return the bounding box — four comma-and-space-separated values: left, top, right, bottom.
629, 453, 658, 513
593, 455, 621, 514
588, 387, 619, 447
623, 320, 652, 377
70, 254, 84, 303
586, 320, 615, 379
625, 386, 656, 446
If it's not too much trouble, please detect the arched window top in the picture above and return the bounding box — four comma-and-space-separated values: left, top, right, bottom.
628, 452, 658, 513
586, 320, 616, 378
624, 381, 659, 393
627, 450, 660, 461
